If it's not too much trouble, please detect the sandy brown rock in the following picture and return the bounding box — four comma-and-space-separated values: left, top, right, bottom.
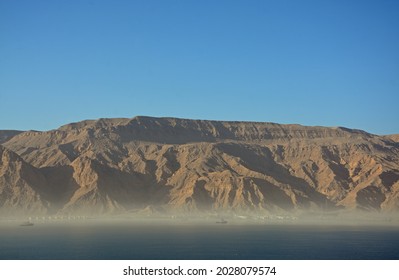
385, 134, 399, 143
0, 130, 23, 144
0, 145, 49, 216
1, 116, 399, 215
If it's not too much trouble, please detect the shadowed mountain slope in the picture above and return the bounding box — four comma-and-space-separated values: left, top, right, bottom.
0, 130, 23, 144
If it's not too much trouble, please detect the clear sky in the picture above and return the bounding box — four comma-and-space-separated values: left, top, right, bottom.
1, 0, 398, 135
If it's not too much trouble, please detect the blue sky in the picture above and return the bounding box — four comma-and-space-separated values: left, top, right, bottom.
1, 0, 398, 134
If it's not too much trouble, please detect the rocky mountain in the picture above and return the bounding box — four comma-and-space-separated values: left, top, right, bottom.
385, 134, 399, 143
0, 145, 48, 215
0, 130, 23, 144
1, 116, 399, 216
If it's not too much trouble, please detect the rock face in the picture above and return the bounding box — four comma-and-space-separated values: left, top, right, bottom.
0, 145, 48, 215
0, 130, 23, 144
1, 116, 399, 216
385, 134, 399, 143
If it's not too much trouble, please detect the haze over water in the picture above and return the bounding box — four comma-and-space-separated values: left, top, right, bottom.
1, 220, 398, 260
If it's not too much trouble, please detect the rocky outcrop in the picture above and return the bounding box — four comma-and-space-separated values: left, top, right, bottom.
0, 145, 49, 216
0, 130, 23, 144
385, 134, 399, 143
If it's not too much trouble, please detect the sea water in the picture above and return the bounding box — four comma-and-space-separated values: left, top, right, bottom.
0, 220, 398, 260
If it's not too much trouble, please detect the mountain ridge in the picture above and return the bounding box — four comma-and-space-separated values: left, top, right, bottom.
0, 130, 24, 144
1, 116, 398, 216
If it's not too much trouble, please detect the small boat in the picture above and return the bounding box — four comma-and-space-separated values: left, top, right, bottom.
20, 221, 34, 226
216, 218, 228, 224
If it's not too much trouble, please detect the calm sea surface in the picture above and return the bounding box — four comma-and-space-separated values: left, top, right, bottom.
0, 221, 398, 260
